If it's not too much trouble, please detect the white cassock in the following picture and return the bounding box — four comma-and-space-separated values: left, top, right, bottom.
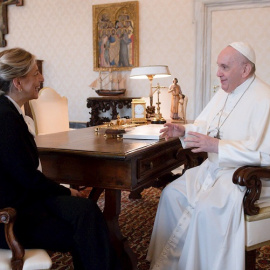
147, 75, 270, 270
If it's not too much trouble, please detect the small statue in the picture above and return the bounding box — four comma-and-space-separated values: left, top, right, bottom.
168, 78, 185, 121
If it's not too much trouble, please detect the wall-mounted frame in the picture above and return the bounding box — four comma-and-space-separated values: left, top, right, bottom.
92, 1, 139, 71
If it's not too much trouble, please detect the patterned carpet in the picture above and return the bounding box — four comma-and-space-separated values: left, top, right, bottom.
49, 187, 270, 270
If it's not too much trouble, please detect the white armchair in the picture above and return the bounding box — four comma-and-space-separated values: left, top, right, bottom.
0, 207, 52, 270
29, 87, 70, 135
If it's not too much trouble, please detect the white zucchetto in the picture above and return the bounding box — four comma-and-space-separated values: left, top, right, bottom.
229, 42, 256, 64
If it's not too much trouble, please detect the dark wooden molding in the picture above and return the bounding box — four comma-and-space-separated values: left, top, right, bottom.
0, 0, 23, 47
0, 207, 24, 270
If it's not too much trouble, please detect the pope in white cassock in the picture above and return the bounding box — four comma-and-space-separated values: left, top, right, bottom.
147, 42, 270, 270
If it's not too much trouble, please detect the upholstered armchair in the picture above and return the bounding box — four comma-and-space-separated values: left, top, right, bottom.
0, 207, 52, 270
29, 87, 71, 136
233, 166, 270, 270
177, 149, 270, 270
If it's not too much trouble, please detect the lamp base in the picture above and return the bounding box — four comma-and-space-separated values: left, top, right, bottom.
151, 118, 166, 124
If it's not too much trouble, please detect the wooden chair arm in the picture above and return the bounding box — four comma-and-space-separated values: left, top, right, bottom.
233, 166, 270, 216
178, 149, 270, 217
0, 207, 24, 270
176, 148, 207, 174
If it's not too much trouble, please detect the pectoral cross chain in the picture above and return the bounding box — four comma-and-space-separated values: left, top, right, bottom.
214, 129, 220, 139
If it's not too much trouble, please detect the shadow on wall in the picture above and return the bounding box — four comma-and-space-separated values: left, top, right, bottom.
69, 122, 88, 129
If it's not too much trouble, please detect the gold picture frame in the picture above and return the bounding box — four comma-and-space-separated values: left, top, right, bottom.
92, 1, 139, 71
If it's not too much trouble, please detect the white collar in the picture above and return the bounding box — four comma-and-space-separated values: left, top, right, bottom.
230, 75, 255, 95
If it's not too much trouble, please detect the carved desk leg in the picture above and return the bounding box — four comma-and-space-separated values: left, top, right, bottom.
103, 189, 138, 270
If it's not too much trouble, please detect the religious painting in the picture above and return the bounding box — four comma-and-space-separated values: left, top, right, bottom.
92, 1, 139, 71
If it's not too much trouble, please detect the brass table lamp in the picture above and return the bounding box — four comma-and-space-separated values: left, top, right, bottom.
130, 65, 171, 118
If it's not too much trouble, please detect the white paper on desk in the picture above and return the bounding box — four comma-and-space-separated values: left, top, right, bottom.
123, 124, 163, 140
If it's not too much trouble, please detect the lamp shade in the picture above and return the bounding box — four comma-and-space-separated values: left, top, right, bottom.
130, 65, 171, 79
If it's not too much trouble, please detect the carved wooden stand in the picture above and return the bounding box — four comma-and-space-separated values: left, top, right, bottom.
86, 97, 139, 126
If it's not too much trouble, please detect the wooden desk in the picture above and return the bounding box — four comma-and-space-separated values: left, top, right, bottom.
35, 127, 185, 270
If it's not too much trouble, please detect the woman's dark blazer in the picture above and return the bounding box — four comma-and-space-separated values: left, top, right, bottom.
0, 95, 70, 211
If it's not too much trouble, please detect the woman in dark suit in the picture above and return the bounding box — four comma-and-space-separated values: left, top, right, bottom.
0, 48, 119, 270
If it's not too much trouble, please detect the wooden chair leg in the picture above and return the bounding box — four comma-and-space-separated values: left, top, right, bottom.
245, 249, 256, 270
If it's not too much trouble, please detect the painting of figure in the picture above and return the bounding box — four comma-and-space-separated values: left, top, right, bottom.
93, 1, 139, 71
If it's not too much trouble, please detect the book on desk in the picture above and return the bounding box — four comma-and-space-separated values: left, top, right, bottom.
122, 124, 163, 140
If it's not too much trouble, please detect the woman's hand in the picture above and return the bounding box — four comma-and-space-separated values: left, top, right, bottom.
70, 188, 84, 197
184, 131, 219, 153
160, 123, 185, 140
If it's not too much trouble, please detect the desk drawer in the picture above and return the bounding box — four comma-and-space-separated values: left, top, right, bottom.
137, 143, 182, 182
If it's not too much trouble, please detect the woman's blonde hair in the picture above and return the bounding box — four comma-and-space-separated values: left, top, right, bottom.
0, 48, 36, 93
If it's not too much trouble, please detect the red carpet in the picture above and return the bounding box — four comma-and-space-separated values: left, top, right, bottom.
50, 187, 270, 270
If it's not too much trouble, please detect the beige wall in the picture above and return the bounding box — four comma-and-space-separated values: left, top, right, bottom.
2, 0, 195, 122
210, 5, 270, 101
5, 0, 270, 123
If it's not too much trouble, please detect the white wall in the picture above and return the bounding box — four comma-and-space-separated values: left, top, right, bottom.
2, 0, 196, 123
